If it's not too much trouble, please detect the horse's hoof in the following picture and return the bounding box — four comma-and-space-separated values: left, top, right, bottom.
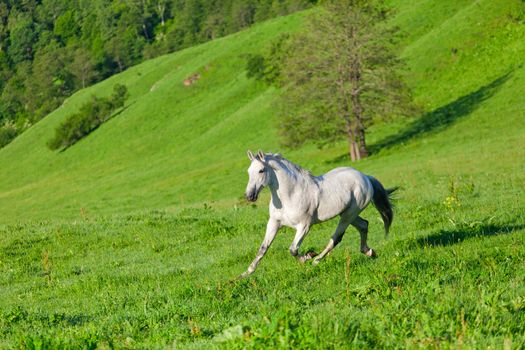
298, 255, 309, 264
312, 258, 321, 266
306, 250, 318, 259
298, 251, 318, 264
237, 271, 251, 279
365, 248, 377, 258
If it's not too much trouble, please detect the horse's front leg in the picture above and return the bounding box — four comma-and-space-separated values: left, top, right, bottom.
289, 223, 316, 263
239, 218, 280, 279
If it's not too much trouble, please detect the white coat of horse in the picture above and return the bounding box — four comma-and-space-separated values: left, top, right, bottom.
240, 150, 396, 278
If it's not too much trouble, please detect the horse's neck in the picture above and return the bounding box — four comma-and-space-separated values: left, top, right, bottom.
269, 165, 316, 206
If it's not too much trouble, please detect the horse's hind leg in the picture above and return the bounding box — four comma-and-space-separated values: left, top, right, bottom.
352, 216, 376, 258
312, 211, 355, 265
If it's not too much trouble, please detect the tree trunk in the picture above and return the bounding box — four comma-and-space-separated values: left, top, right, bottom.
158, 4, 166, 27
116, 57, 123, 72
347, 123, 359, 162
349, 75, 370, 159
142, 24, 149, 40
355, 126, 368, 158
352, 141, 360, 161
350, 90, 368, 160
349, 141, 358, 162
348, 25, 369, 160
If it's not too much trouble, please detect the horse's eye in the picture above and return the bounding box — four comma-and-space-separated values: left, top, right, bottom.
259, 169, 265, 173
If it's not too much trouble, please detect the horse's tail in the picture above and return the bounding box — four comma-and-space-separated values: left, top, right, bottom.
368, 176, 398, 237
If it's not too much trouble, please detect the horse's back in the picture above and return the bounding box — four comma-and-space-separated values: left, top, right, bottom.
316, 167, 373, 220
321, 167, 369, 186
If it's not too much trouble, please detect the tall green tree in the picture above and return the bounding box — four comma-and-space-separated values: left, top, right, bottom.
27, 41, 74, 121
230, 0, 256, 31
7, 11, 37, 64
53, 9, 79, 43
0, 3, 9, 53
69, 47, 97, 88
279, 0, 414, 161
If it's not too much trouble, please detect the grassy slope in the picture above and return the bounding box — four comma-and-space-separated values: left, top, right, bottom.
0, 14, 303, 222
1, 0, 525, 348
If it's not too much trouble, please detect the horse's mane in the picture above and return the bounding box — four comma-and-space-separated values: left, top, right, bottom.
266, 153, 315, 180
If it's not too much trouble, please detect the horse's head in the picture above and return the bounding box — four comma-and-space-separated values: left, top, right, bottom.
245, 150, 271, 202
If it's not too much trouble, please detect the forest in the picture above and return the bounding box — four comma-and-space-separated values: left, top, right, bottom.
0, 0, 315, 147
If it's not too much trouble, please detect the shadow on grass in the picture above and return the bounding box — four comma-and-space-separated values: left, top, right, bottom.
37, 313, 91, 327
327, 72, 512, 164
369, 72, 511, 154
416, 222, 525, 247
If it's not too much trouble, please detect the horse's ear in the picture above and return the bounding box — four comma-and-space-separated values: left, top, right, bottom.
257, 150, 265, 161
247, 150, 255, 161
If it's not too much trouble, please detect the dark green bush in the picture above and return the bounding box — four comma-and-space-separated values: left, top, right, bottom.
245, 54, 267, 81
0, 122, 18, 149
48, 84, 128, 150
111, 84, 129, 107
245, 34, 290, 86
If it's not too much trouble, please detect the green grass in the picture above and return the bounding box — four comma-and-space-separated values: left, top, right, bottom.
1, 0, 525, 348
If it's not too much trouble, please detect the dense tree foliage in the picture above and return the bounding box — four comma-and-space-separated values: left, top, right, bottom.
272, 0, 415, 160
0, 0, 316, 148
245, 33, 289, 85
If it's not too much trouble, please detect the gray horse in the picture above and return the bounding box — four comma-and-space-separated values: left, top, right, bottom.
240, 150, 396, 278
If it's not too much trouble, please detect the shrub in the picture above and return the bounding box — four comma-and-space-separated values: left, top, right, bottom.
48, 84, 128, 150
110, 84, 129, 108
0, 122, 18, 149
245, 54, 266, 81
245, 34, 290, 86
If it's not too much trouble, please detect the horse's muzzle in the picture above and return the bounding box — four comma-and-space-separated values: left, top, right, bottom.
245, 187, 260, 202
246, 192, 258, 202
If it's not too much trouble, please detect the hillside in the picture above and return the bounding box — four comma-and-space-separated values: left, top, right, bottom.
1, 0, 525, 348
0, 14, 304, 222
0, 0, 313, 138
0, 0, 524, 223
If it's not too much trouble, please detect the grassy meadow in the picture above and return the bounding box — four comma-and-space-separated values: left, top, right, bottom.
1, 0, 525, 348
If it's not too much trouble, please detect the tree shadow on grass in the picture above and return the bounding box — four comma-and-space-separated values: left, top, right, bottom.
325, 72, 512, 163
416, 222, 525, 248
369, 72, 511, 154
